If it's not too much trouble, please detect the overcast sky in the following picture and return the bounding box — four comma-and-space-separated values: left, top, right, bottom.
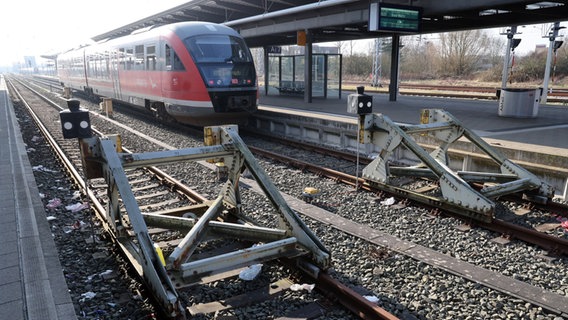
0, 0, 188, 66
0, 1, 564, 68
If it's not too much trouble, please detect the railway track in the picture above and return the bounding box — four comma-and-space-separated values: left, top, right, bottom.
241, 132, 568, 255
35, 74, 568, 103
10, 75, 565, 318
343, 81, 568, 103
8, 76, 395, 319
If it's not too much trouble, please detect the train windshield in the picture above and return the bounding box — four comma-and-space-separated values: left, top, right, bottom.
184, 35, 256, 88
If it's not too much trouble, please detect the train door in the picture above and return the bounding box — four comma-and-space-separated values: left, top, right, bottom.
161, 42, 171, 97
161, 43, 185, 96
110, 49, 122, 100
146, 44, 159, 95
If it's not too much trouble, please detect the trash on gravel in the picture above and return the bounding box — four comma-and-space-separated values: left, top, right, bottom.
561, 220, 568, 232
80, 291, 96, 301
380, 197, 396, 206
65, 202, 89, 212
32, 165, 57, 173
100, 270, 114, 277
72, 220, 88, 231
363, 295, 380, 303
46, 198, 62, 209
239, 264, 262, 281
290, 283, 315, 292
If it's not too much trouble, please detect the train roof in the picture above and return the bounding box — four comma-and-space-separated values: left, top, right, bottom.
116, 21, 242, 45
58, 22, 242, 57
164, 21, 241, 39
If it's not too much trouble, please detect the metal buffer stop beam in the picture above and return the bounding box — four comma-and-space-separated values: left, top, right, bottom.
358, 109, 554, 222
69, 122, 329, 318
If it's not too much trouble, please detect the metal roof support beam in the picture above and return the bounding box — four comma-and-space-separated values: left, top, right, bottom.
263, 47, 270, 96
304, 29, 313, 103
389, 35, 400, 102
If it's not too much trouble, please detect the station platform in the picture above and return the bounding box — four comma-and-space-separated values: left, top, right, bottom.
0, 76, 77, 319
259, 89, 568, 151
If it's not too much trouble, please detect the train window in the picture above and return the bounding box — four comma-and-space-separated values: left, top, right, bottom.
126, 49, 134, 70
146, 45, 156, 71
73, 57, 83, 77
135, 45, 144, 70
90, 54, 98, 78
104, 52, 110, 79
165, 44, 185, 71
119, 48, 126, 69
184, 35, 252, 63
165, 45, 172, 70
95, 54, 100, 78
173, 53, 184, 71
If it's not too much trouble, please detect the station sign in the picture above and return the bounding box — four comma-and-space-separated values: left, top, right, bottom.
267, 46, 282, 54
368, 3, 422, 33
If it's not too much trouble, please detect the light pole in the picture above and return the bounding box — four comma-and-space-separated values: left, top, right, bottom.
541, 22, 564, 104
500, 26, 521, 89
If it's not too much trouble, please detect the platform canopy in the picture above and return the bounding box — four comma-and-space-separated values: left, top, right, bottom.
92, 0, 568, 47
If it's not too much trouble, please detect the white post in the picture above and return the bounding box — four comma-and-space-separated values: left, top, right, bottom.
541, 22, 560, 104
501, 26, 517, 89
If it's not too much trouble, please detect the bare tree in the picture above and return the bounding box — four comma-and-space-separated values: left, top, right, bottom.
346, 40, 356, 56
438, 30, 490, 77
401, 36, 439, 79
485, 36, 506, 67
334, 41, 345, 54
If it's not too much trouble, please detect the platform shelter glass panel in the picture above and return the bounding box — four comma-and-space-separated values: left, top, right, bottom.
282, 56, 296, 94
312, 55, 325, 97
266, 53, 342, 99
294, 56, 305, 94
326, 54, 341, 99
268, 56, 280, 93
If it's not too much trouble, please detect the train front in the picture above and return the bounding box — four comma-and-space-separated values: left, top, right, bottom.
171, 24, 258, 126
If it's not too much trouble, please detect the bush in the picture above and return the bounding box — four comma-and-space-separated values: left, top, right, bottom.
343, 53, 373, 78
509, 51, 546, 82
476, 65, 504, 82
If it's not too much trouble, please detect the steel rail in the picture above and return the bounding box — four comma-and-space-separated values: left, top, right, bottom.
343, 81, 568, 102
317, 272, 399, 320
10, 76, 398, 319
248, 144, 568, 256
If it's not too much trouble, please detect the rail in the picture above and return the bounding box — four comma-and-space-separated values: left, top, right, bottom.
9, 76, 398, 319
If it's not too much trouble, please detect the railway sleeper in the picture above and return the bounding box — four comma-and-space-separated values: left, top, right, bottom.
357, 108, 554, 223
59, 106, 330, 319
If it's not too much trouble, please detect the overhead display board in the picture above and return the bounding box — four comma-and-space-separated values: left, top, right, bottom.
368, 3, 422, 33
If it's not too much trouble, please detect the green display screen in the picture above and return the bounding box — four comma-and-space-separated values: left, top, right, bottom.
370, 3, 421, 33
380, 7, 420, 30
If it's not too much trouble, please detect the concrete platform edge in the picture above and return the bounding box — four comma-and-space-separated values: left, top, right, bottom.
1, 77, 77, 320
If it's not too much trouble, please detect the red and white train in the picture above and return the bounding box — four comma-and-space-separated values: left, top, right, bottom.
57, 21, 258, 125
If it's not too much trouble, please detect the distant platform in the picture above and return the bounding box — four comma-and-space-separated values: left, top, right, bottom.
258, 89, 568, 151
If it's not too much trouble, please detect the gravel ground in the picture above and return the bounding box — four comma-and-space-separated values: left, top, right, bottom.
91, 103, 567, 319
14, 100, 158, 319
13, 82, 568, 319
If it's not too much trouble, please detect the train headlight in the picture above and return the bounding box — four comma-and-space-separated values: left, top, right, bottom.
59, 99, 92, 139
